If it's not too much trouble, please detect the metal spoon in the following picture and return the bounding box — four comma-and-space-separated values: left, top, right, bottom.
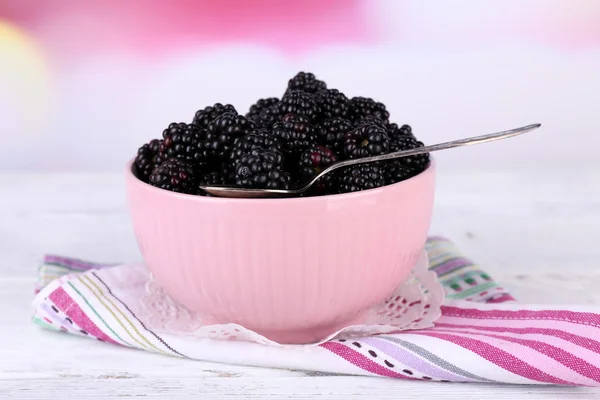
201, 123, 541, 198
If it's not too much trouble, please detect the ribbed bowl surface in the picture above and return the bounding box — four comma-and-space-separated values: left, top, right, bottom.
126, 160, 436, 343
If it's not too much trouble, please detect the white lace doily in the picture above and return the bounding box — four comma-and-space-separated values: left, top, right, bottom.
140, 251, 445, 347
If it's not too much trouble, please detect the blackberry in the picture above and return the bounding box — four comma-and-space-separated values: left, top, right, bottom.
204, 113, 256, 159
192, 103, 238, 129
384, 162, 417, 185
246, 97, 279, 120
315, 89, 349, 120
278, 90, 319, 122
250, 103, 280, 129
272, 114, 316, 154
135, 139, 165, 182
161, 122, 208, 166
343, 124, 390, 159
287, 71, 326, 94
235, 150, 291, 189
149, 159, 198, 194
399, 124, 412, 136
385, 136, 429, 184
315, 117, 353, 154
229, 130, 283, 166
246, 98, 280, 129
197, 171, 227, 187
387, 123, 414, 139
349, 97, 390, 123
299, 145, 338, 195
354, 115, 387, 130
299, 145, 338, 180
389, 134, 425, 154
337, 164, 385, 193
218, 161, 237, 184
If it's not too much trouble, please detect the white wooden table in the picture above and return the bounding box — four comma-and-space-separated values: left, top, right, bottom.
2, 168, 600, 399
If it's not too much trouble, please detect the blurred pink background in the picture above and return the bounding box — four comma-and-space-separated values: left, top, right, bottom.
1, 0, 599, 170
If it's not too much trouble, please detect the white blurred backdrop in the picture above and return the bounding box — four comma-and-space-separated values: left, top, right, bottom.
1, 0, 599, 171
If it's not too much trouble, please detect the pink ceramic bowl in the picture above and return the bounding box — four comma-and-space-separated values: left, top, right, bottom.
126, 160, 436, 344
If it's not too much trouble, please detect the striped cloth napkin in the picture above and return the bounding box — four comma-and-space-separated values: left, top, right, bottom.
32, 236, 600, 386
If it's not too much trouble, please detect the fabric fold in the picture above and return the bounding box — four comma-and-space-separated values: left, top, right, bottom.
32, 237, 600, 386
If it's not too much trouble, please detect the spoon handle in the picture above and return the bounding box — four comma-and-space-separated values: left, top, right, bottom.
310, 123, 541, 184
202, 123, 542, 198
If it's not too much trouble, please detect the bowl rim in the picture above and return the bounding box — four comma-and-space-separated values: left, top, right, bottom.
126, 156, 435, 204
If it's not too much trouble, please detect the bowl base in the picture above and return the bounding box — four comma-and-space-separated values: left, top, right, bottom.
248, 311, 368, 345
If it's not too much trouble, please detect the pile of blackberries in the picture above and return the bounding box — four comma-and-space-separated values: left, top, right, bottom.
134, 72, 429, 196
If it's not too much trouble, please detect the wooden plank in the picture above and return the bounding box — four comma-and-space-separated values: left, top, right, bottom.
4, 376, 600, 399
